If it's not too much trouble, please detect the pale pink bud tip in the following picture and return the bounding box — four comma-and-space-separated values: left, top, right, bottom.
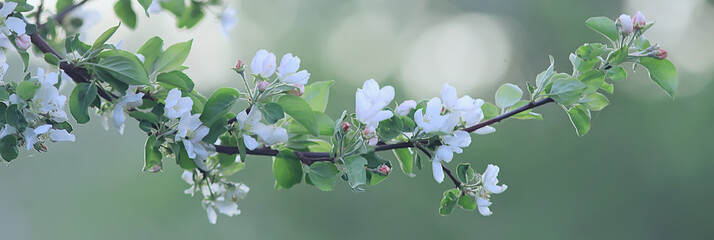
288, 84, 304, 96
148, 165, 162, 173
15, 34, 31, 50
654, 49, 668, 60
257, 81, 270, 92
633, 11, 646, 30
616, 14, 634, 35
341, 122, 351, 132
363, 126, 376, 137
235, 59, 243, 69
377, 164, 391, 175
367, 137, 378, 146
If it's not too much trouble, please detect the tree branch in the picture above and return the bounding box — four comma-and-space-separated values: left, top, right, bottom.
53, 0, 89, 24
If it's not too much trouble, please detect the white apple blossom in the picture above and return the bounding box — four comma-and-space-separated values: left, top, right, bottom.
235, 107, 262, 150
175, 113, 210, 160
476, 164, 508, 216
0, 2, 26, 35
414, 97, 459, 133
355, 79, 394, 128
252, 123, 288, 146
250, 49, 276, 78
431, 130, 471, 183
0, 124, 16, 139
32, 69, 69, 122
220, 7, 237, 40
14, 34, 30, 50
395, 100, 416, 116
633, 11, 646, 30
113, 86, 145, 134
0, 51, 9, 81
440, 83, 495, 134
616, 14, 633, 35
277, 53, 310, 85
23, 124, 75, 150
164, 88, 193, 119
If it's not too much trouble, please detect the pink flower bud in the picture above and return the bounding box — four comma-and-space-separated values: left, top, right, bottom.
367, 137, 378, 146
363, 126, 376, 137
257, 81, 269, 92
377, 164, 391, 175
289, 84, 304, 96
148, 165, 162, 173
633, 11, 646, 30
15, 34, 31, 51
341, 122, 351, 132
235, 59, 243, 69
616, 14, 633, 35
654, 49, 668, 60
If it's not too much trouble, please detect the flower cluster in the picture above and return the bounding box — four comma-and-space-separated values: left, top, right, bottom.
235, 107, 288, 150
462, 164, 508, 216
182, 170, 249, 224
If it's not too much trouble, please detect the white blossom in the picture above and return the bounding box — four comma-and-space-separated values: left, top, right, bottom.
0, 51, 9, 81
235, 107, 262, 150
414, 97, 459, 133
14, 34, 31, 50
252, 123, 288, 146
355, 79, 394, 128
431, 130, 471, 183
250, 49, 276, 78
175, 113, 210, 160
32, 69, 69, 122
113, 86, 145, 134
23, 124, 74, 150
0, 124, 16, 139
476, 164, 508, 216
633, 11, 646, 30
0, 2, 26, 35
395, 100, 416, 116
277, 53, 310, 85
617, 14, 633, 35
220, 7, 237, 40
164, 88, 193, 119
48, 129, 75, 142
440, 83, 494, 134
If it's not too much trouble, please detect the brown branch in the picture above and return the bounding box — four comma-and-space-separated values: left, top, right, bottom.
53, 0, 89, 24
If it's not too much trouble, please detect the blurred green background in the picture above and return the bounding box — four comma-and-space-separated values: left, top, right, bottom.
1, 0, 713, 239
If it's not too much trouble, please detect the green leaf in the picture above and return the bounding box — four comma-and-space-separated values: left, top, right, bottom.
481, 102, 499, 120
608, 47, 628, 66
5, 105, 27, 130
277, 95, 319, 136
578, 70, 605, 95
143, 135, 163, 172
156, 71, 194, 92
152, 39, 192, 75
307, 162, 339, 191
439, 189, 461, 216
302, 80, 334, 112
535, 55, 555, 89
510, 100, 543, 120
289, 112, 334, 136
548, 77, 586, 105
393, 148, 414, 177
273, 152, 303, 189
575, 43, 606, 60
0, 135, 18, 162
114, 0, 137, 29
342, 155, 368, 189
258, 102, 284, 124
56, 0, 73, 12
137, 36, 164, 70
136, 0, 153, 13
495, 83, 523, 109
69, 82, 98, 124
16, 81, 39, 101
96, 50, 150, 85
174, 142, 197, 170
585, 16, 618, 42
177, 2, 204, 28
639, 58, 678, 98
456, 163, 474, 183
200, 88, 240, 126
458, 195, 477, 211
601, 81, 614, 94
567, 105, 591, 136
606, 66, 627, 81
43, 53, 60, 66
127, 110, 159, 123
92, 24, 120, 50
579, 92, 609, 111
366, 171, 388, 185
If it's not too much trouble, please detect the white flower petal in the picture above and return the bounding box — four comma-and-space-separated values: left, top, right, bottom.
432, 160, 444, 183
48, 129, 75, 142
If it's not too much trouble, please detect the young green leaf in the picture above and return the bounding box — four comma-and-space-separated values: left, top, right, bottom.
143, 135, 163, 172
342, 155, 368, 188
302, 80, 334, 112
200, 88, 240, 126
16, 81, 38, 100
495, 83, 523, 109
458, 195, 477, 211
639, 58, 678, 98
456, 163, 474, 183
439, 189, 461, 216
307, 162, 339, 191
606, 66, 627, 81
258, 102, 284, 124
114, 0, 137, 29
585, 16, 618, 42
548, 77, 586, 105
96, 50, 150, 85
69, 82, 98, 124
578, 70, 605, 95
567, 105, 591, 136
579, 92, 609, 111
152, 39, 192, 75
393, 148, 414, 177
92, 24, 120, 50
277, 95, 319, 136
138, 36, 164, 70
0, 135, 18, 162
273, 152, 303, 189
43, 53, 60, 66
156, 71, 194, 92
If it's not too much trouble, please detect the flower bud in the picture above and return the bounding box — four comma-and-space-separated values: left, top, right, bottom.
148, 165, 162, 173
653, 49, 668, 60
395, 100, 416, 116
367, 137, 378, 146
15, 34, 31, 51
341, 122, 351, 132
257, 81, 269, 92
616, 14, 633, 35
363, 126, 376, 138
288, 84, 304, 96
633, 11, 646, 30
235, 59, 243, 69
377, 164, 391, 175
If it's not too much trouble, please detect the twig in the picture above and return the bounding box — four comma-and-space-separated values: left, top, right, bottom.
53, 0, 89, 24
